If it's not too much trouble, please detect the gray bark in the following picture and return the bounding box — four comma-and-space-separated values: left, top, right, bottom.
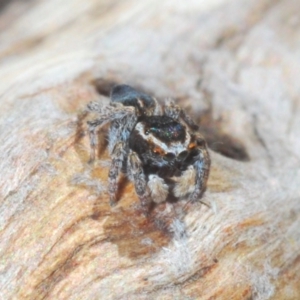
0, 0, 299, 299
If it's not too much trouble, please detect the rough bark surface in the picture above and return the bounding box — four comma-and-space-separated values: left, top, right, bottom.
0, 0, 300, 299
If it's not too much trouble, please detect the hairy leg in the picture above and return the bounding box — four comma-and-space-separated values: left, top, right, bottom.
87, 101, 136, 120
108, 141, 127, 206
87, 119, 104, 163
127, 151, 151, 214
189, 147, 210, 202
164, 99, 199, 131
87, 101, 137, 160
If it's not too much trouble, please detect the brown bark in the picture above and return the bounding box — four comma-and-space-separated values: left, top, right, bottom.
0, 0, 299, 299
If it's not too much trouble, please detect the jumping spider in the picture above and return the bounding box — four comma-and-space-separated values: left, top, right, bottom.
87, 84, 210, 214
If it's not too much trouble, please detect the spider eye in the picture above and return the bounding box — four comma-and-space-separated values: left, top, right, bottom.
177, 150, 188, 161
164, 152, 175, 161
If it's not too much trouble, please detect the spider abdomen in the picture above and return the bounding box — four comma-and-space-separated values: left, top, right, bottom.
111, 84, 155, 115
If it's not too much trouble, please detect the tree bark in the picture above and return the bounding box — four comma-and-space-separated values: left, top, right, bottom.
0, 0, 299, 299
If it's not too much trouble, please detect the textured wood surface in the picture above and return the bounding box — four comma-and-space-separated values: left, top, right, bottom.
0, 0, 300, 299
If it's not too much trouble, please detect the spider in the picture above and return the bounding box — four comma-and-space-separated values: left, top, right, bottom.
86, 84, 210, 214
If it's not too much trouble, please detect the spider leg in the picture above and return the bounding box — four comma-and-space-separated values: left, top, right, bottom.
108, 113, 138, 154
164, 99, 180, 119
108, 141, 127, 206
189, 146, 210, 203
87, 119, 105, 163
127, 150, 151, 214
86, 101, 105, 113
164, 99, 199, 131
152, 98, 163, 115
87, 101, 136, 120
87, 102, 136, 162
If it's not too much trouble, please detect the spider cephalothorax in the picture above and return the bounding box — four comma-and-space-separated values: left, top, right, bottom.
87, 84, 210, 214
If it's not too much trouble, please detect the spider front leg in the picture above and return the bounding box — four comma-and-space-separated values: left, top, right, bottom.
189, 145, 210, 203
164, 99, 199, 130
108, 141, 127, 206
87, 119, 104, 163
127, 150, 152, 214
